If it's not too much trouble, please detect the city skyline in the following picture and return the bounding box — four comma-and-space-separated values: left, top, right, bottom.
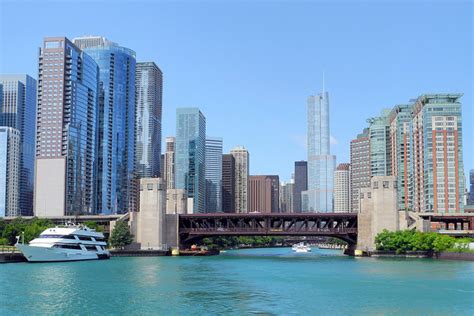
0, 1, 471, 183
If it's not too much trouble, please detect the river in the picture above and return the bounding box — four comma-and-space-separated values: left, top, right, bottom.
1, 248, 473, 315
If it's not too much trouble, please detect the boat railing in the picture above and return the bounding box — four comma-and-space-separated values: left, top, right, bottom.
0, 245, 21, 254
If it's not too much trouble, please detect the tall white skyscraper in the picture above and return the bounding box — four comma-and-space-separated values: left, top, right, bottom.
231, 146, 249, 213
334, 163, 351, 213
0, 127, 20, 217
302, 88, 336, 212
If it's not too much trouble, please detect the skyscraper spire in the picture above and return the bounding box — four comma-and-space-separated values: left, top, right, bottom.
322, 71, 325, 94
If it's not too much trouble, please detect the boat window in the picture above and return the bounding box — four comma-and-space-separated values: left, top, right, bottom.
85, 245, 98, 252
40, 235, 65, 238
76, 235, 93, 241
58, 244, 82, 250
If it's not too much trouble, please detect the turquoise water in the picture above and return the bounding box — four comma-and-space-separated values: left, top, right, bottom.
1, 248, 473, 315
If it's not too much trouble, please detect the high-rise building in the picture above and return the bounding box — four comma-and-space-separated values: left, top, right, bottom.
279, 180, 294, 213
0, 74, 36, 215
367, 109, 391, 177
73, 36, 136, 214
334, 163, 351, 213
293, 160, 307, 212
0, 127, 20, 217
175, 108, 206, 213
135, 62, 163, 178
35, 37, 99, 216
249, 175, 279, 213
350, 128, 370, 213
469, 170, 474, 206
205, 137, 223, 212
163, 137, 176, 190
302, 91, 336, 212
389, 104, 413, 210
411, 94, 465, 213
231, 146, 249, 213
222, 154, 235, 213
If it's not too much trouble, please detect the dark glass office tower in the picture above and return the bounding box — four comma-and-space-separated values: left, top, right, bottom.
293, 161, 307, 212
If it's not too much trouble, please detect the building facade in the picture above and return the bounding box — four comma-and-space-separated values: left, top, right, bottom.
389, 104, 413, 210
0, 74, 36, 215
302, 92, 336, 212
248, 175, 280, 213
0, 127, 20, 217
231, 146, 249, 213
205, 137, 223, 212
334, 163, 351, 213
135, 62, 163, 178
163, 137, 176, 190
175, 108, 206, 213
350, 128, 371, 213
222, 154, 235, 213
293, 160, 307, 213
73, 36, 136, 214
411, 94, 465, 213
35, 37, 99, 216
280, 180, 294, 213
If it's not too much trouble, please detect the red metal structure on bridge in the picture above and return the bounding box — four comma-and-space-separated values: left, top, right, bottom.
178, 213, 358, 247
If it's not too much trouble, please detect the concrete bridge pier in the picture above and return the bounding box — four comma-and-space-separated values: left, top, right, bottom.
355, 176, 425, 254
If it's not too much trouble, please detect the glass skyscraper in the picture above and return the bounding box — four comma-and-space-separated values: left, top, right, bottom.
367, 109, 391, 177
175, 108, 206, 213
469, 170, 474, 206
205, 137, 223, 212
293, 160, 307, 213
35, 37, 99, 216
388, 104, 413, 210
302, 91, 336, 212
135, 62, 163, 179
73, 36, 136, 214
0, 74, 36, 215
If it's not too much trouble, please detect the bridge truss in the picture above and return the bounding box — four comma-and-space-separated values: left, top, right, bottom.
178, 213, 358, 245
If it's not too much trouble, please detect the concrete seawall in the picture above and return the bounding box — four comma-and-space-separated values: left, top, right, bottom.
369, 250, 474, 261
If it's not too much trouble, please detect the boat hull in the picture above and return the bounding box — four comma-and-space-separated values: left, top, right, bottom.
16, 244, 109, 262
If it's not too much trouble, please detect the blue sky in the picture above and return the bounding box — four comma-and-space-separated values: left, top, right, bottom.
0, 0, 472, 182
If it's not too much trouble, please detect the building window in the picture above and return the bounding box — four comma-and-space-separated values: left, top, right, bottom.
373, 181, 378, 189
383, 181, 389, 189
147, 183, 153, 190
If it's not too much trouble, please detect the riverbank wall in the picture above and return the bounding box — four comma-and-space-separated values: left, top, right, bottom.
368, 250, 474, 261
110, 249, 170, 257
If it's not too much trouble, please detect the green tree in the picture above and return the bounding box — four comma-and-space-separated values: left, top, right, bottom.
432, 235, 456, 252
109, 221, 133, 250
2, 217, 28, 245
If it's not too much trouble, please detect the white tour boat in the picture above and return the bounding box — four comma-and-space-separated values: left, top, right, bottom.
292, 242, 312, 253
16, 224, 110, 262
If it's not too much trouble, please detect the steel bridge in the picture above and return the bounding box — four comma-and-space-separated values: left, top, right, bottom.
178, 213, 358, 247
